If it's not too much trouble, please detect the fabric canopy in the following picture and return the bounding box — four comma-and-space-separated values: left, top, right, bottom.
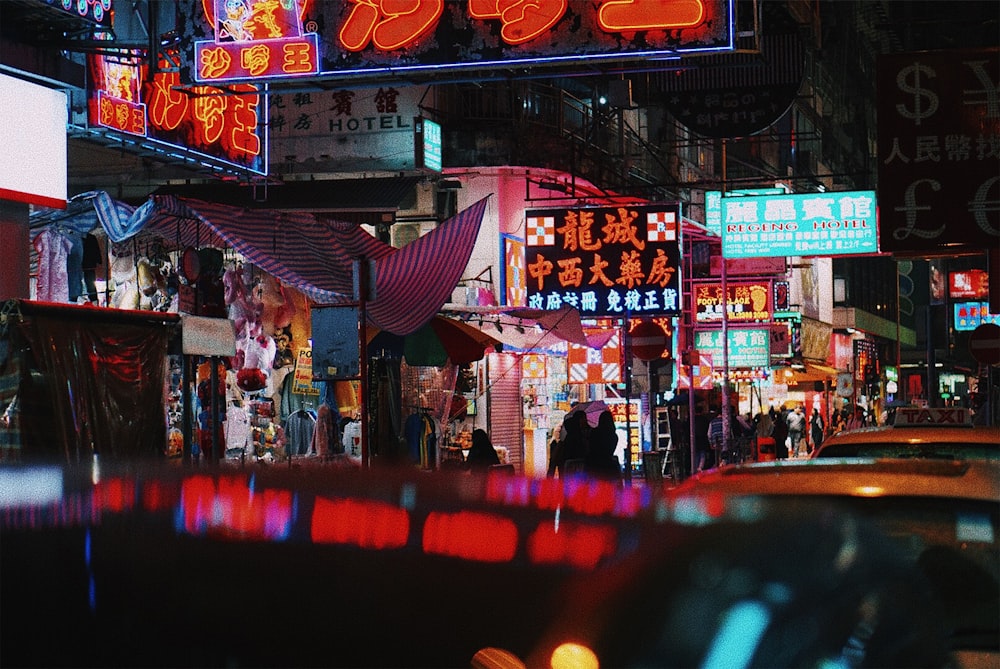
504, 306, 617, 349
78, 190, 489, 336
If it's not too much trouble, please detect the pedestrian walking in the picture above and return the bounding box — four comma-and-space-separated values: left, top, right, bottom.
809, 408, 824, 453
787, 405, 806, 457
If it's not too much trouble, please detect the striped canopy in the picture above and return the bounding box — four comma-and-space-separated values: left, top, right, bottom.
90, 191, 489, 336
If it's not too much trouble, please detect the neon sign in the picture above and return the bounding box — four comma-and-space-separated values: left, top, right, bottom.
44, 0, 112, 26
721, 190, 879, 259
693, 280, 773, 323
693, 327, 770, 369
194, 0, 320, 83
524, 204, 682, 318
177, 0, 733, 82
88, 51, 267, 175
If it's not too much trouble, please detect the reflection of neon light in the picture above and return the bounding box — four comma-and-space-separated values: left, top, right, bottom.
527, 520, 616, 569
423, 510, 518, 562
179, 475, 292, 540
311, 496, 409, 549
598, 0, 705, 31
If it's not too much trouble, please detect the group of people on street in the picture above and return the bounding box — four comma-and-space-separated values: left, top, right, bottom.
547, 409, 622, 482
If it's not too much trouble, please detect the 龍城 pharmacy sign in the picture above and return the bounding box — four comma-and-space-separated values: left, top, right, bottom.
523, 204, 682, 318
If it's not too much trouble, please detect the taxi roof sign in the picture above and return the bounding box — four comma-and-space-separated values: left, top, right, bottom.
892, 407, 973, 427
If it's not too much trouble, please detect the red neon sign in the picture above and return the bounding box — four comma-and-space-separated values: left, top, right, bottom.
88, 52, 266, 174
195, 0, 320, 82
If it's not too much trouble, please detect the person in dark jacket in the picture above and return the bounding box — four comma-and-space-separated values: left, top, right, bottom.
585, 409, 622, 481
772, 410, 790, 459
465, 428, 500, 471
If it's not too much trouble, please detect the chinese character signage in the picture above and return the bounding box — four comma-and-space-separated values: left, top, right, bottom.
693, 280, 773, 323
503, 234, 527, 307
693, 328, 770, 368
194, 0, 320, 83
877, 49, 1000, 254
949, 269, 990, 300
954, 302, 1000, 331
414, 116, 442, 171
704, 187, 787, 236
523, 204, 682, 317
721, 190, 878, 259
87, 51, 267, 175
177, 0, 733, 83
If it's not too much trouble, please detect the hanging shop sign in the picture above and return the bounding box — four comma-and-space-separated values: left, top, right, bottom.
523, 204, 682, 317
721, 190, 879, 259
877, 48, 1000, 254
414, 116, 442, 171
568, 328, 622, 385
502, 234, 527, 307
692, 279, 773, 323
704, 187, 788, 236
692, 327, 770, 369
949, 270, 990, 300
193, 0, 320, 83
954, 301, 1000, 331
86, 50, 267, 175
177, 0, 734, 84
677, 352, 714, 390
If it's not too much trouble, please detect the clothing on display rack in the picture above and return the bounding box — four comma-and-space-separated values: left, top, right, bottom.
405, 408, 438, 469
285, 408, 317, 456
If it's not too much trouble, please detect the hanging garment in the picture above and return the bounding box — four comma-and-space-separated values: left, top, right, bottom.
310, 402, 339, 457
32, 229, 72, 303
284, 408, 317, 456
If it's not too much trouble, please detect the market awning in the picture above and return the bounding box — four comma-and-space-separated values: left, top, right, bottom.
776, 361, 842, 385
76, 190, 489, 336
151, 177, 420, 227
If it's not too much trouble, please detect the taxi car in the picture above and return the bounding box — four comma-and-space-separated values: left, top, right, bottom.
813, 406, 1000, 460
640, 458, 999, 669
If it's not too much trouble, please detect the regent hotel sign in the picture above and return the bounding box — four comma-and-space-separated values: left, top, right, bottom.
721, 190, 879, 259
523, 204, 682, 318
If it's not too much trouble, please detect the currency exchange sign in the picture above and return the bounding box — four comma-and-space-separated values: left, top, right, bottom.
877, 49, 1000, 255
524, 204, 682, 318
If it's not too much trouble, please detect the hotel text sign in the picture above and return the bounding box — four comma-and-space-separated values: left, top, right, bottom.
721, 190, 878, 259
524, 204, 682, 317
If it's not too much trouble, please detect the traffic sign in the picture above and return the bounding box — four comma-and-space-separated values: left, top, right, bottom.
969, 322, 1000, 365
631, 321, 668, 361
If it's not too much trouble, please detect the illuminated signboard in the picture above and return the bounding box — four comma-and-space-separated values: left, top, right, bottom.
721, 190, 879, 259
193, 0, 320, 83
178, 0, 733, 83
414, 116, 442, 171
87, 51, 267, 175
949, 269, 990, 299
524, 204, 682, 317
693, 280, 773, 323
954, 302, 1000, 331
43, 0, 112, 26
502, 234, 526, 307
704, 187, 788, 236
694, 327, 771, 369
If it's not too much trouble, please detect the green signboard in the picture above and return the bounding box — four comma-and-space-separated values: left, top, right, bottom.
693, 327, 770, 368
721, 190, 878, 258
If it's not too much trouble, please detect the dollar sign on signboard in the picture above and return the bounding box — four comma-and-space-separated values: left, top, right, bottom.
896, 63, 939, 125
